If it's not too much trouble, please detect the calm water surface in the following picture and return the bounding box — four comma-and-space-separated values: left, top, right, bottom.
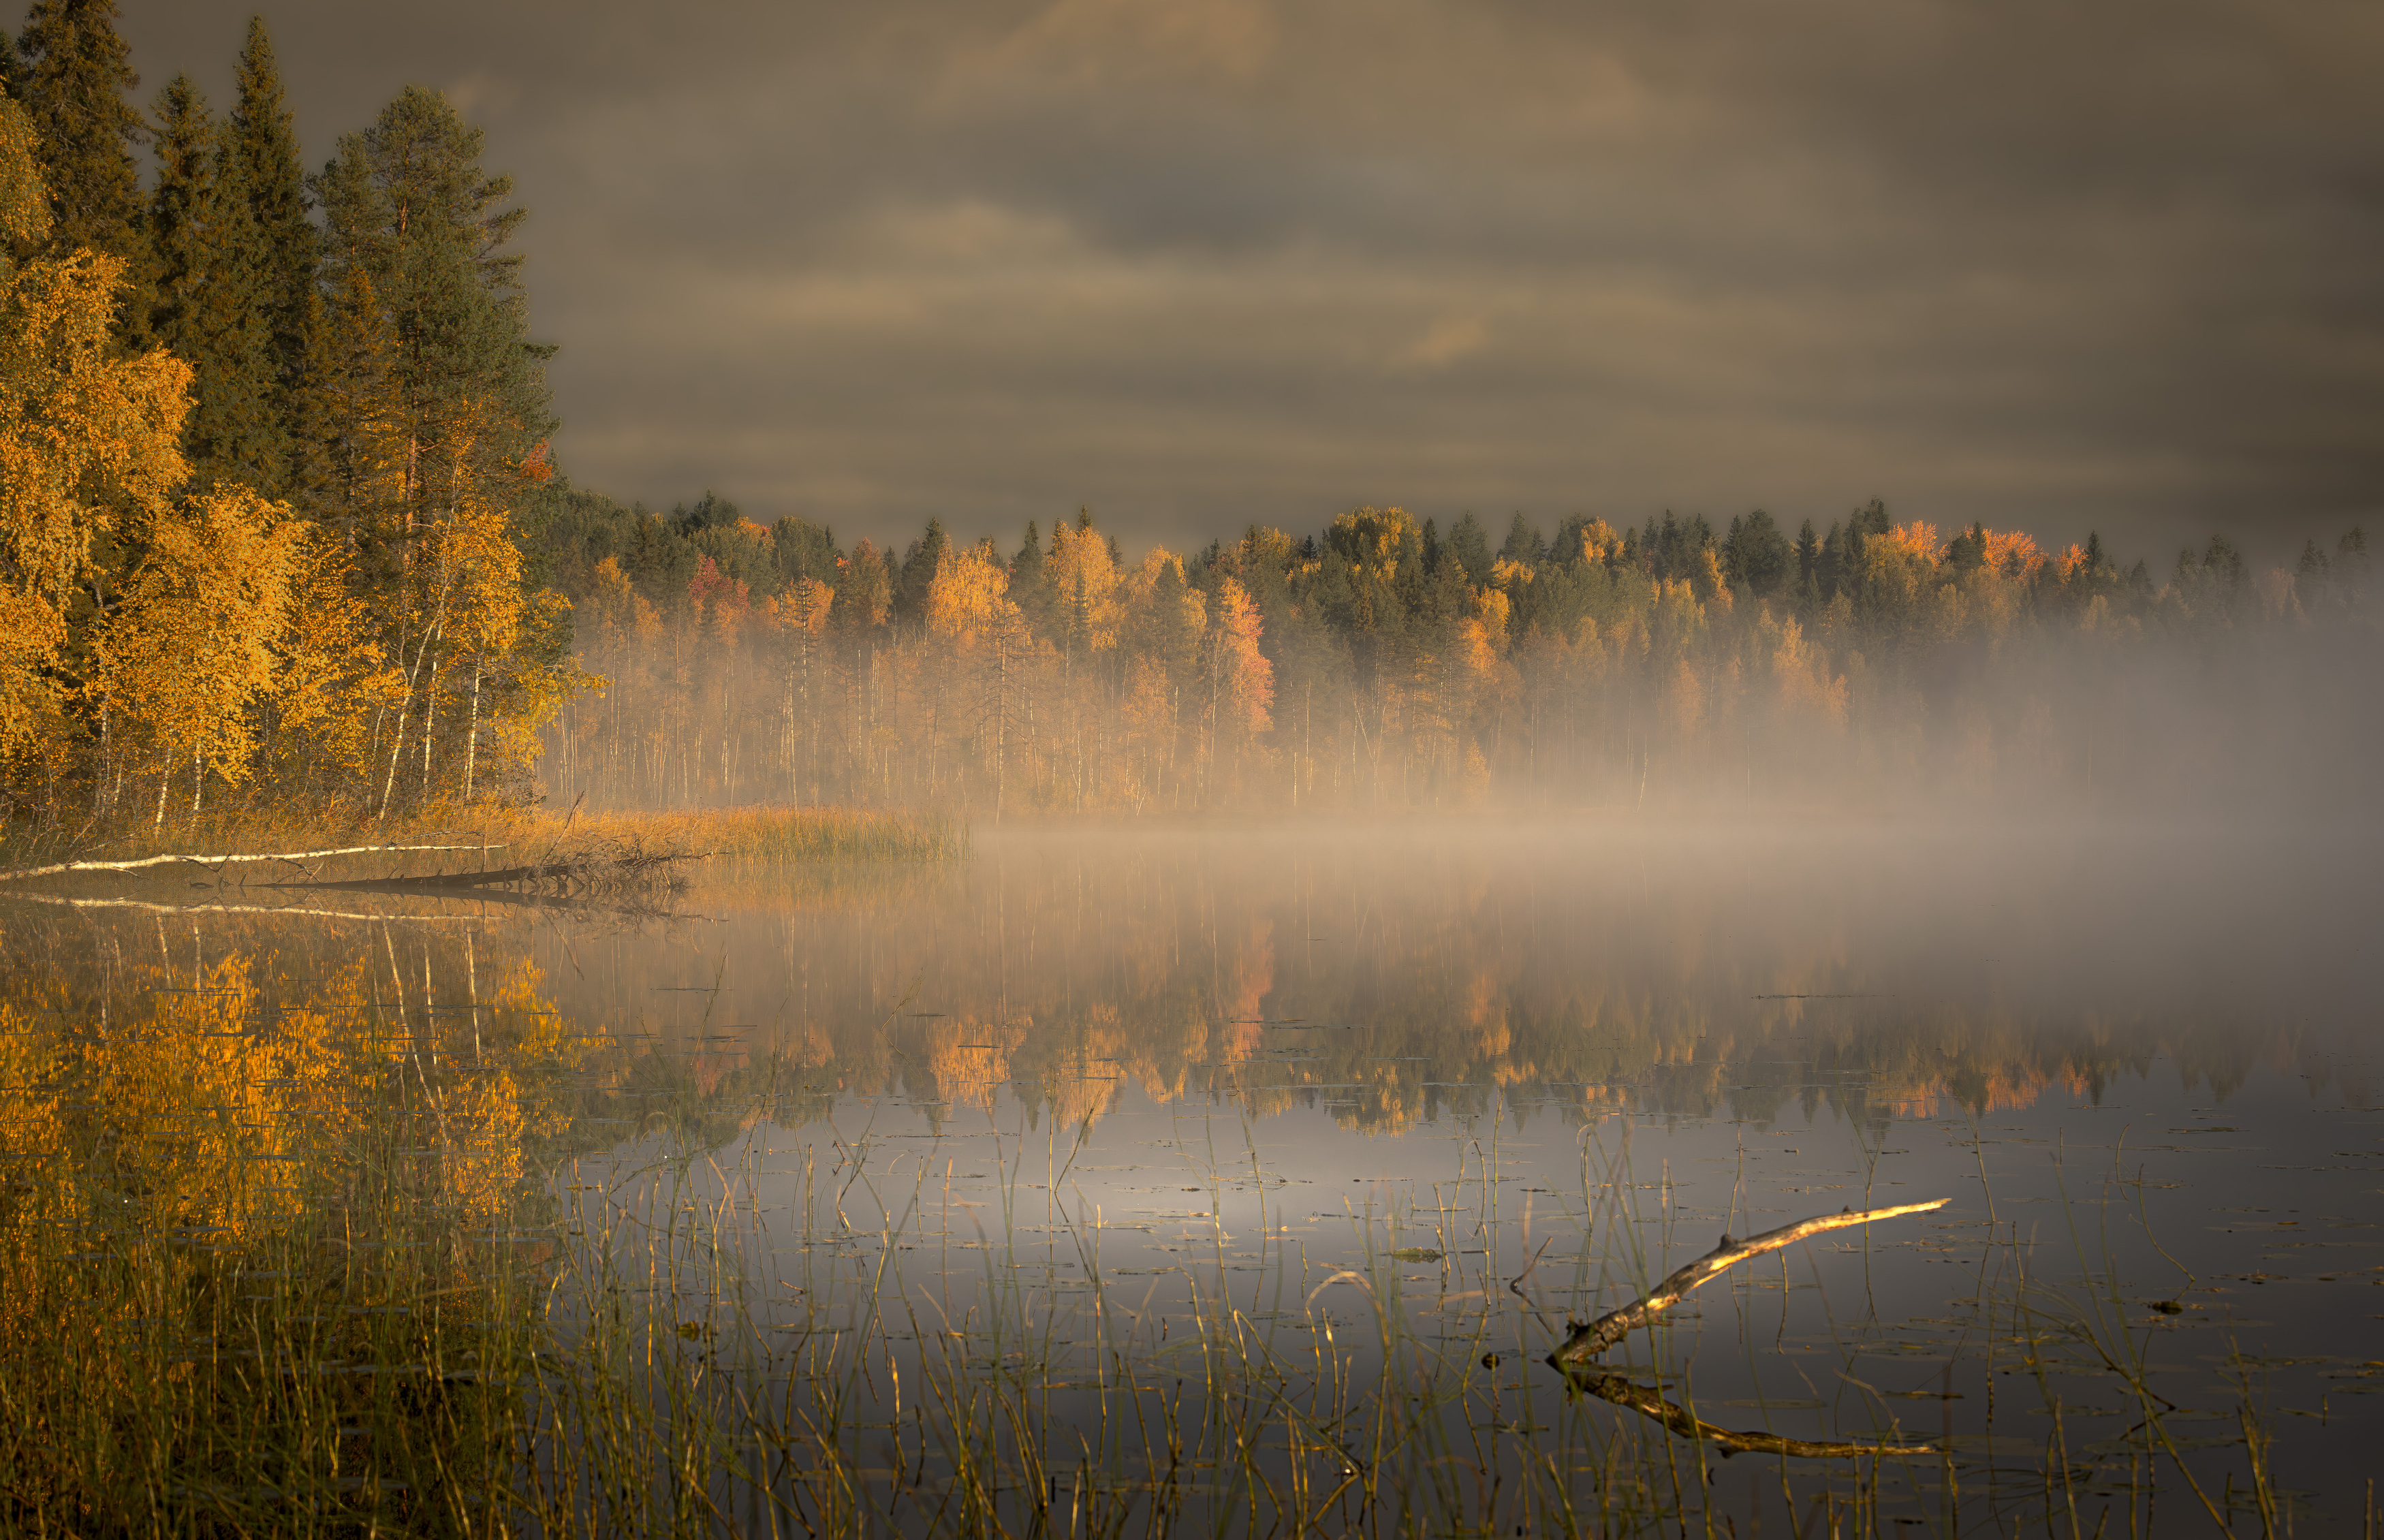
7, 821, 2379, 1535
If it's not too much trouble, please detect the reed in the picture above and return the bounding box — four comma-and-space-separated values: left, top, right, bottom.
0, 974, 2325, 1537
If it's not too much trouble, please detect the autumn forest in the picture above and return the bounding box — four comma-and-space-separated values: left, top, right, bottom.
1, 4, 2372, 845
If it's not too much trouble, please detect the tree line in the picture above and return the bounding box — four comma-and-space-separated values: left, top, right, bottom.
537, 480, 2373, 816
0, 1, 563, 838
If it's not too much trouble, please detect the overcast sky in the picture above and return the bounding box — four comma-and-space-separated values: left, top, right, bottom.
114, 0, 2383, 567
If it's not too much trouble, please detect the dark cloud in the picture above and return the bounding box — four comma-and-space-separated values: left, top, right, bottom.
116, 0, 2384, 563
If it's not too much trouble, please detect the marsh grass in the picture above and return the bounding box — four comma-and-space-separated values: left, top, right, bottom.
0, 986, 2340, 1538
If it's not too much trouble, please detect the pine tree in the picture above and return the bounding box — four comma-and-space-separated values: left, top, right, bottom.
228, 16, 315, 485
0, 29, 25, 101
148, 75, 283, 490
15, 0, 147, 337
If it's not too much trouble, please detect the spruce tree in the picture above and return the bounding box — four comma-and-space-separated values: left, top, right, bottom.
1008, 520, 1058, 641
1447, 511, 1492, 585
229, 16, 315, 480
895, 517, 948, 624
148, 74, 283, 490
16, 0, 147, 334
315, 85, 554, 511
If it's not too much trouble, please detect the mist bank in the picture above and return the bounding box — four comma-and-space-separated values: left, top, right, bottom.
535, 494, 2379, 819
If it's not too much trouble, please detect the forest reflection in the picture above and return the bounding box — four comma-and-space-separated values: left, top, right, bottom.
525, 821, 2380, 1141
5, 821, 2370, 1202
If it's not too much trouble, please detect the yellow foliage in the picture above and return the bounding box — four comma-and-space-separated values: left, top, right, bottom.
1327, 505, 1415, 572
90, 490, 307, 785
1880, 520, 1941, 562
1985, 529, 2046, 578
1046, 520, 1121, 651
1771, 614, 1848, 729
0, 100, 195, 768
584, 555, 663, 649
0, 97, 48, 247
1206, 576, 1273, 740
927, 544, 1012, 641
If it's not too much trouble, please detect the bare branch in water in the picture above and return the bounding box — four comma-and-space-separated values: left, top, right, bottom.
1576, 1372, 1932, 1458
1552, 1197, 1949, 1366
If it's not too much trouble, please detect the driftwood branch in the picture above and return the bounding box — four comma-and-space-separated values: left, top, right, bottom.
0, 844, 503, 882
1576, 1372, 1932, 1458
1552, 1197, 1949, 1368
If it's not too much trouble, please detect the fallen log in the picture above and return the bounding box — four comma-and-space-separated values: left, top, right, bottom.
0, 843, 501, 881
264, 864, 553, 892
1550, 1197, 1949, 1368
263, 851, 703, 894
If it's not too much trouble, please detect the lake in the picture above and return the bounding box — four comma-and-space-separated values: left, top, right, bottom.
4, 819, 2378, 1535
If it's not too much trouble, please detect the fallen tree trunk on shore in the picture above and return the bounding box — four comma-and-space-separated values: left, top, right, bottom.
0, 844, 504, 881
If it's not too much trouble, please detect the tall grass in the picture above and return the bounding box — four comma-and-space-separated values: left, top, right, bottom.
0, 969, 2323, 1537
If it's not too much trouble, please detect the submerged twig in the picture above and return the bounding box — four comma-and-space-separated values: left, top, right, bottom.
1576, 1373, 1932, 1458
1552, 1197, 1949, 1366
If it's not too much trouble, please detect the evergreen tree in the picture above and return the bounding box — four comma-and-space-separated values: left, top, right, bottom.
148, 74, 283, 490
671, 489, 741, 535
316, 86, 554, 511
1498, 512, 1542, 567
0, 28, 24, 101
228, 16, 315, 471
770, 514, 837, 588
1725, 509, 1791, 596
895, 517, 947, 625
303, 262, 406, 554
1447, 511, 1492, 585
1008, 520, 1058, 641
16, 0, 146, 336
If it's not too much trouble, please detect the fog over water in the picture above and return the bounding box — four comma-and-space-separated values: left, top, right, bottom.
9, 815, 2376, 1529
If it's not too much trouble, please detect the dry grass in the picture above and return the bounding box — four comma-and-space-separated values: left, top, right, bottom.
539, 804, 967, 865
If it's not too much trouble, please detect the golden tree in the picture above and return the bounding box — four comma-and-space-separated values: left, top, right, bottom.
0, 97, 194, 799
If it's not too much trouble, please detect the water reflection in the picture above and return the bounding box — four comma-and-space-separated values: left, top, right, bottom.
0, 821, 2376, 1534
532, 823, 2380, 1133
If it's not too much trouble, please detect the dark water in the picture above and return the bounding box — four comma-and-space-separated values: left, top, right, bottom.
7, 821, 2379, 1535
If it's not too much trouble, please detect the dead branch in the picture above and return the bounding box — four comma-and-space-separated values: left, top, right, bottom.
0, 844, 503, 882
1576, 1372, 1932, 1458
1552, 1197, 1949, 1367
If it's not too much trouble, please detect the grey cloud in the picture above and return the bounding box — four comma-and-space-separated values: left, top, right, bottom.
117, 0, 2384, 563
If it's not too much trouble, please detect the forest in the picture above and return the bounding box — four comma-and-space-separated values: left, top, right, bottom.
1, 3, 2372, 838
0, 3, 564, 840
